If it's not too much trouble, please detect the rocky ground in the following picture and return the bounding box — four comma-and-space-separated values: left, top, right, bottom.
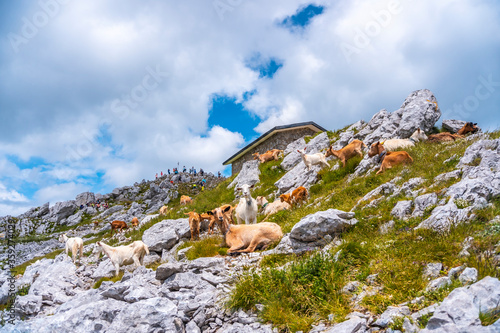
1, 89, 499, 332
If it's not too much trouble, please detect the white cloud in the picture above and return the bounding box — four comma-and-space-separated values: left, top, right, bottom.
0, 0, 499, 217
0, 183, 28, 203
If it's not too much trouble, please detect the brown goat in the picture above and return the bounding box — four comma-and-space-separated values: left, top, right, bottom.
206, 204, 234, 235
325, 140, 366, 167
252, 151, 278, 163
130, 217, 139, 228
110, 220, 128, 235
184, 211, 201, 240
427, 132, 464, 143
280, 186, 308, 206
370, 142, 413, 175
224, 222, 283, 255
457, 122, 479, 135
428, 122, 479, 142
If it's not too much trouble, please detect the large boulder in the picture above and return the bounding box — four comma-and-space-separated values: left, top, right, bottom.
228, 160, 260, 189
142, 218, 191, 253
421, 276, 500, 332
281, 137, 307, 170
75, 192, 95, 207
446, 139, 500, 207
275, 132, 331, 193
287, 209, 357, 249
48, 201, 78, 224
442, 119, 481, 133
415, 200, 472, 231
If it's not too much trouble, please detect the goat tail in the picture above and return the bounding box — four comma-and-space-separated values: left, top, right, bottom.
407, 154, 414, 164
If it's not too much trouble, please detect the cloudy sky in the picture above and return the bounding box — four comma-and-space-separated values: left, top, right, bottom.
1, 0, 499, 217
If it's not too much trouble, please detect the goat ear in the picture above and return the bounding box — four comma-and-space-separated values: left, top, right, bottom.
236, 187, 241, 191
207, 211, 213, 215
474, 123, 477, 126
250, 184, 254, 188
223, 205, 231, 213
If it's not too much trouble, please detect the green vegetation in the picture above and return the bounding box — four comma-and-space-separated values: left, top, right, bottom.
93, 271, 125, 289
479, 306, 500, 326
227, 134, 500, 331
12, 249, 64, 276
177, 236, 227, 260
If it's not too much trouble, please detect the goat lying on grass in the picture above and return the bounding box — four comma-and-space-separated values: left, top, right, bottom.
256, 196, 291, 222
369, 141, 413, 175
225, 222, 283, 255
427, 122, 479, 143
371, 128, 428, 153
58, 233, 83, 264
252, 150, 281, 163
325, 139, 366, 167
96, 241, 149, 276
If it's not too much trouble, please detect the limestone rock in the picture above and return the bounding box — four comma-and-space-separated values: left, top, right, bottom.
289, 209, 358, 245
142, 218, 191, 253
421, 276, 500, 332
228, 160, 260, 189
391, 200, 413, 219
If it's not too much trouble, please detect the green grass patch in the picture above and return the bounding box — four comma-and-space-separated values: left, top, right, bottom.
93, 271, 125, 289
227, 252, 351, 332
12, 249, 64, 276
177, 236, 227, 260
479, 306, 500, 326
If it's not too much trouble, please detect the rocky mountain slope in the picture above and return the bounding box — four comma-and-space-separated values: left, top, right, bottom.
1, 89, 499, 333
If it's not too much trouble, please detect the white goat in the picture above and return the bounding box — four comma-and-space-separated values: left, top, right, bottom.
96, 240, 149, 276
234, 184, 258, 225
58, 233, 83, 264
297, 147, 330, 171
380, 128, 428, 151
256, 196, 291, 222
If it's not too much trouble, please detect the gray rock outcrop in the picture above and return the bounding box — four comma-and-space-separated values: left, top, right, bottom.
421, 276, 500, 332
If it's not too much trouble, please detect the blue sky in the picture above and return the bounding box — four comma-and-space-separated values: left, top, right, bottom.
1, 0, 500, 216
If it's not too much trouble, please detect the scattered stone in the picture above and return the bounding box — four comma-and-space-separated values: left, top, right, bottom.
423, 263, 443, 279
458, 267, 478, 285
421, 277, 500, 332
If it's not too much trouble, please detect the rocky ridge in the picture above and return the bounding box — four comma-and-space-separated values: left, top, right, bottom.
1, 89, 499, 332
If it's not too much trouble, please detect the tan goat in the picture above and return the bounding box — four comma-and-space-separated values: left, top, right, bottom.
130, 217, 139, 228
180, 195, 192, 205
184, 211, 202, 240
224, 222, 283, 255
159, 205, 169, 215
325, 139, 366, 167
369, 142, 413, 175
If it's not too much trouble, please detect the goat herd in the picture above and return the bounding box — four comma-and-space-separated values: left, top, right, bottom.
58, 122, 479, 275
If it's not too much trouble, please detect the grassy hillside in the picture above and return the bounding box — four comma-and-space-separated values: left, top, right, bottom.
224, 132, 500, 332
6, 130, 500, 332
